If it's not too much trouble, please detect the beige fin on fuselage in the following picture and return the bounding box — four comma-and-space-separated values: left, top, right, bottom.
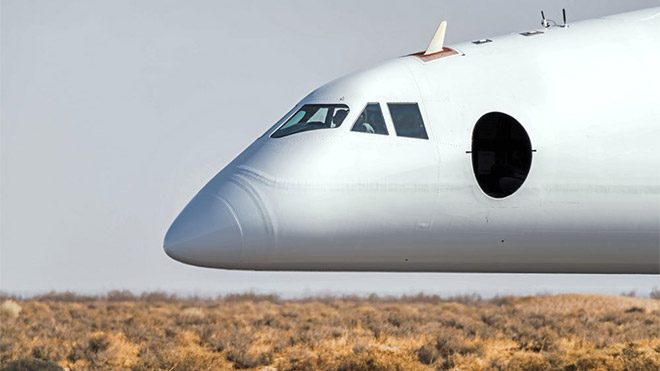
424, 21, 447, 55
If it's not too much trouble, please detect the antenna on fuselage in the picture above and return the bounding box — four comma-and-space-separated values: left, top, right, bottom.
424, 20, 447, 56
541, 9, 568, 29
541, 11, 550, 28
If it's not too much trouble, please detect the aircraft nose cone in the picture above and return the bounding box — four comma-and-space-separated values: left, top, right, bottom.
164, 192, 243, 267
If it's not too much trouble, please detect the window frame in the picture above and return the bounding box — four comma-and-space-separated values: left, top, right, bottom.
270, 103, 350, 138
260, 105, 299, 139
386, 102, 429, 140
350, 102, 389, 136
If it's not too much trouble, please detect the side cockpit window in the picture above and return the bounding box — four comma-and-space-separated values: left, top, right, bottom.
388, 103, 428, 139
351, 103, 388, 135
271, 104, 349, 138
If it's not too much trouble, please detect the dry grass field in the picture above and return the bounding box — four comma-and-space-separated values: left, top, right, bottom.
1, 292, 659, 371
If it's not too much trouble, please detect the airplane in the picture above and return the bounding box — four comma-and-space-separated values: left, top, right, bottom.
164, 7, 660, 274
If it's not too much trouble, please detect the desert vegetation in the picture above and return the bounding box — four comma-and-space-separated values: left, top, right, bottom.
1, 291, 659, 370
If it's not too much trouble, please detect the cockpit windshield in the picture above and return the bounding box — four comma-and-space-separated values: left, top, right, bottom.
271, 104, 349, 138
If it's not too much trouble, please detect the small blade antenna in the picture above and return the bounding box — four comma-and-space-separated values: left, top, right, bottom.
424, 21, 447, 56
561, 8, 569, 27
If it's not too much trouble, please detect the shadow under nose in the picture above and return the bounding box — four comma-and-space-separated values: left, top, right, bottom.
164, 192, 243, 267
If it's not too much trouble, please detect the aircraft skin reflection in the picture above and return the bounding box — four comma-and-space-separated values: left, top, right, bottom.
165, 8, 660, 274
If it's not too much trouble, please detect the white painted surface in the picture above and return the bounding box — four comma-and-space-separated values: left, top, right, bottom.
165, 8, 660, 274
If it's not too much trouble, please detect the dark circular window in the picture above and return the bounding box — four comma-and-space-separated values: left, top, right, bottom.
471, 112, 532, 198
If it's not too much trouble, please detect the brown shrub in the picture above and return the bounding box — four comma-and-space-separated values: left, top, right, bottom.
514, 329, 556, 352
499, 352, 551, 371
106, 290, 136, 302
0, 300, 21, 321
650, 287, 660, 300
0, 358, 63, 371
226, 348, 272, 369
416, 331, 480, 368
619, 342, 660, 371
1, 293, 658, 370
336, 353, 395, 371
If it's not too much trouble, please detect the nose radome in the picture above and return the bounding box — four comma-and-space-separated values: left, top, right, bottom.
164, 192, 243, 268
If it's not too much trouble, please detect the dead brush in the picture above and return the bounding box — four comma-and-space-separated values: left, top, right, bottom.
1, 293, 658, 370
416, 330, 481, 367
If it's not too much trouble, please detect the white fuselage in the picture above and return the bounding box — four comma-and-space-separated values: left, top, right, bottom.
164, 8, 660, 273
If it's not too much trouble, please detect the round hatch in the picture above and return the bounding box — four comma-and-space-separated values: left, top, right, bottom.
471, 112, 533, 198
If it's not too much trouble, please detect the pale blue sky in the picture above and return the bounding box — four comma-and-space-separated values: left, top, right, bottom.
2, 0, 658, 297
